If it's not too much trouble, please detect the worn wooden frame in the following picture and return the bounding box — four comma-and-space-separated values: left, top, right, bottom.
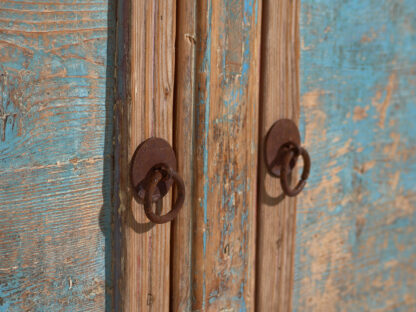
116, 0, 299, 310
117, 0, 177, 311
256, 0, 300, 311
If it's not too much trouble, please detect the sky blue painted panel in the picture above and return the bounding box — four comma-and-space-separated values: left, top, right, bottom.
295, 0, 416, 310
0, 0, 115, 310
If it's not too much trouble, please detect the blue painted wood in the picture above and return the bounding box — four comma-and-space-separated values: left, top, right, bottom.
192, 0, 261, 310
0, 0, 115, 310
295, 0, 416, 310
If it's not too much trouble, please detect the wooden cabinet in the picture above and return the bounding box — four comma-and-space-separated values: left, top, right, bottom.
1, 0, 415, 311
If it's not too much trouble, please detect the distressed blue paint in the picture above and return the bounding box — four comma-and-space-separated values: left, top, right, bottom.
0, 0, 115, 310
197, 1, 214, 309
295, 0, 416, 310
193, 0, 260, 310
243, 0, 254, 24
201, 0, 213, 262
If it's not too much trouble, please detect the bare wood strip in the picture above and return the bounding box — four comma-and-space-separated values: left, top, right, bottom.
191, 1, 262, 310
255, 0, 300, 311
120, 0, 176, 311
170, 0, 197, 311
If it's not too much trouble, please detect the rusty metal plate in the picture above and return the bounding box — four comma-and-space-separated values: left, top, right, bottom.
130, 137, 177, 202
265, 119, 300, 177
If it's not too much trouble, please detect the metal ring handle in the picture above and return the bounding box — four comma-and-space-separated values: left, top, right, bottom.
144, 166, 185, 224
280, 146, 311, 197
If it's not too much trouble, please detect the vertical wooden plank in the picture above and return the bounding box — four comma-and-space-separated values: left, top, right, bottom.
256, 0, 300, 311
294, 1, 416, 311
119, 0, 176, 311
170, 0, 196, 311
0, 0, 115, 310
192, 0, 262, 310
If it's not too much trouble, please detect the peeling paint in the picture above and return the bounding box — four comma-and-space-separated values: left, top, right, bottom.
295, 1, 416, 311
0, 0, 115, 310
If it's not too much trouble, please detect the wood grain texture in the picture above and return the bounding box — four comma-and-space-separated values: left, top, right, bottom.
191, 0, 262, 310
0, 0, 115, 310
170, 0, 196, 311
119, 0, 176, 311
256, 0, 300, 311
294, 1, 416, 311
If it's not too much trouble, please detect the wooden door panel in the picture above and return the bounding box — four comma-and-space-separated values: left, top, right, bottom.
295, 1, 416, 311
0, 0, 115, 310
256, 0, 300, 311
118, 0, 176, 311
191, 0, 262, 310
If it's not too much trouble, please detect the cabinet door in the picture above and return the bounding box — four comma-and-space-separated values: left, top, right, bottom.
294, 1, 416, 311
4, 0, 413, 311
0, 0, 115, 310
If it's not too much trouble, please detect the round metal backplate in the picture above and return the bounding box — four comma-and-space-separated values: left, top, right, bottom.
130, 137, 177, 203
265, 119, 301, 177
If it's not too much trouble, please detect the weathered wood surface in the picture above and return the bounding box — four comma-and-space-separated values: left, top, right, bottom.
191, 0, 262, 310
294, 0, 416, 311
256, 0, 300, 311
119, 0, 176, 311
0, 0, 115, 310
170, 0, 196, 311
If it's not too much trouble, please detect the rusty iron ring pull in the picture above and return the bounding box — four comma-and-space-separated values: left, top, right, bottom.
280, 144, 311, 197
265, 119, 311, 197
130, 137, 185, 223
144, 164, 185, 224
